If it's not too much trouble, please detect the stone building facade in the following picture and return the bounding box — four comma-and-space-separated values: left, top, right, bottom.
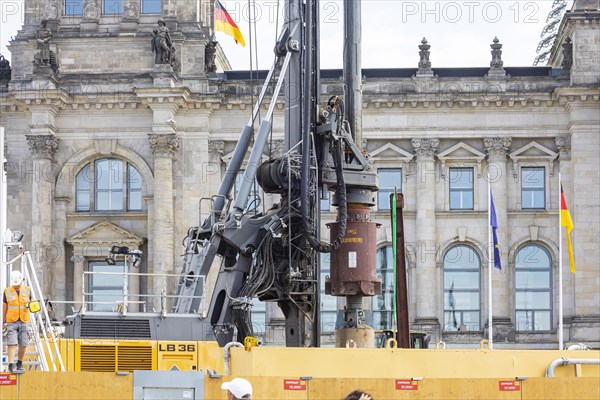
0, 0, 598, 348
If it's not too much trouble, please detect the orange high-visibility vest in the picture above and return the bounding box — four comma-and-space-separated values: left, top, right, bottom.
4, 284, 31, 323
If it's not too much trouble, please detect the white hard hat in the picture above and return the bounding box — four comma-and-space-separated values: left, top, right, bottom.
221, 378, 252, 399
10, 270, 23, 286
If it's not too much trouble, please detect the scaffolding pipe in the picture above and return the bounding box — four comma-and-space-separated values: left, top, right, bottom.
546, 357, 600, 377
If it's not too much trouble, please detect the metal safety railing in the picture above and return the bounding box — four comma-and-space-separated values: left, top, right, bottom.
80, 270, 207, 318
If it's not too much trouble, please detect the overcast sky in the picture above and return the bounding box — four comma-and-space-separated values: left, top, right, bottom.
1, 1, 571, 68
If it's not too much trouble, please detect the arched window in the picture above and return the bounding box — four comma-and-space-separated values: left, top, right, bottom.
75, 158, 143, 212
443, 245, 480, 331
515, 244, 552, 331
372, 246, 409, 331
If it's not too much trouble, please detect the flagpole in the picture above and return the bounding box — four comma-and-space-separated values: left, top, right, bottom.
558, 173, 564, 350
487, 173, 493, 348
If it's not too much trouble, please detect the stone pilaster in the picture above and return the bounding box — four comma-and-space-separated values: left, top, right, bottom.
148, 133, 179, 307
54, 197, 70, 317
26, 134, 58, 297
411, 138, 440, 333
484, 137, 514, 342
71, 255, 85, 311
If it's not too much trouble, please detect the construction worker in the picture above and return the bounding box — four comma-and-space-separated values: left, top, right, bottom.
221, 377, 253, 400
2, 270, 31, 374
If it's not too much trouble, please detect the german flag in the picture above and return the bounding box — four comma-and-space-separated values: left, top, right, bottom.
215, 0, 246, 47
560, 185, 575, 273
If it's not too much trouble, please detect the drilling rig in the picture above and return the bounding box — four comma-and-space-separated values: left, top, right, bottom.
171, 0, 380, 348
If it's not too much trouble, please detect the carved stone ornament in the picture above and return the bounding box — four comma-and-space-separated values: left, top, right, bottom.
42, 0, 61, 21
26, 135, 59, 159
418, 38, 431, 70
83, 0, 100, 21
411, 138, 439, 160
208, 140, 225, 161
122, 0, 140, 21
555, 136, 570, 151
148, 133, 180, 157
561, 37, 573, 71
0, 54, 11, 82
204, 40, 218, 74
71, 255, 85, 263
490, 37, 504, 69
271, 139, 285, 159
483, 137, 512, 160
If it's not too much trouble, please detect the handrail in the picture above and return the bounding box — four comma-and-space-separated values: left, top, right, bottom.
546, 357, 600, 377
80, 270, 207, 315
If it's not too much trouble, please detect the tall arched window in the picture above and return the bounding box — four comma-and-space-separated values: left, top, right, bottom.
515, 244, 552, 331
373, 246, 409, 330
75, 158, 143, 212
443, 245, 480, 331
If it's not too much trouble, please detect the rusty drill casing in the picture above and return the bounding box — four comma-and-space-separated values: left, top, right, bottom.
325, 205, 381, 296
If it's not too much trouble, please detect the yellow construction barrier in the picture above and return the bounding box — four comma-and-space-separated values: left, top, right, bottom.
0, 372, 598, 399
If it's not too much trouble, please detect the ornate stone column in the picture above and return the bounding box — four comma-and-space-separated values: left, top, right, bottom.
484, 137, 514, 342
411, 138, 440, 335
26, 134, 58, 297
148, 133, 179, 308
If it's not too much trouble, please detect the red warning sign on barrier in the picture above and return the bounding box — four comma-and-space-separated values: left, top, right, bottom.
283, 379, 307, 390
395, 379, 419, 390
0, 374, 17, 385
498, 380, 521, 391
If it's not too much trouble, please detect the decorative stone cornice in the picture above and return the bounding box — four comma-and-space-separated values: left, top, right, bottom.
484, 137, 511, 161
208, 140, 225, 161
411, 138, 439, 160
148, 134, 180, 157
26, 134, 58, 159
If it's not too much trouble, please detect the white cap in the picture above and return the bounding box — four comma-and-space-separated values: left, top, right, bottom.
10, 270, 23, 286
221, 378, 252, 399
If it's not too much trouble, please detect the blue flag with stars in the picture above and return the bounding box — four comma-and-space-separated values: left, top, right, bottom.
490, 189, 501, 270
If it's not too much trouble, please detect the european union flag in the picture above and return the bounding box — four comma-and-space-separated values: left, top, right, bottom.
490, 189, 501, 270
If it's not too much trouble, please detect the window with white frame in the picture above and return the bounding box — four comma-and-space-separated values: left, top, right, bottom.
449, 167, 474, 210
87, 260, 125, 311
320, 253, 337, 333
521, 167, 545, 209
377, 169, 402, 211
515, 244, 552, 331
75, 158, 143, 212
443, 245, 480, 331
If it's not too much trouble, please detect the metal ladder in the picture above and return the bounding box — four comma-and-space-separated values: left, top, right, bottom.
3, 251, 65, 372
